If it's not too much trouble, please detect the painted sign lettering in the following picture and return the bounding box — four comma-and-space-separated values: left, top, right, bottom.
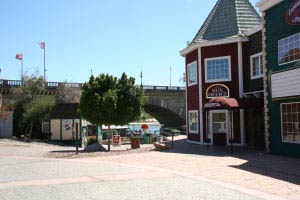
206, 84, 230, 99
286, 0, 300, 25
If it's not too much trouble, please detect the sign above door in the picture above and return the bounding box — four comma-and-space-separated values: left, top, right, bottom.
206, 84, 230, 99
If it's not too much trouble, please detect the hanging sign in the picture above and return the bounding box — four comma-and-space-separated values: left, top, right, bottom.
206, 84, 230, 99
285, 0, 300, 25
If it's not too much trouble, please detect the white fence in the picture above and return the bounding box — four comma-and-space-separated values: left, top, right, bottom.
0, 112, 13, 138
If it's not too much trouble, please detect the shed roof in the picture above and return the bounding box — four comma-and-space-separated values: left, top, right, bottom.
190, 0, 261, 44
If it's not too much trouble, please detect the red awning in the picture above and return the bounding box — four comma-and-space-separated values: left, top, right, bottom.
204, 97, 263, 110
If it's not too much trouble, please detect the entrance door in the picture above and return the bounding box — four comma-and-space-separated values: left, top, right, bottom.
209, 110, 228, 145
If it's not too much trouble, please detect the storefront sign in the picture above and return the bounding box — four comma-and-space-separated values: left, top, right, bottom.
206, 84, 230, 99
204, 102, 222, 109
286, 0, 300, 25
112, 135, 121, 146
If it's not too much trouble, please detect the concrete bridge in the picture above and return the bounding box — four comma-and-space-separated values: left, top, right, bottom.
0, 80, 186, 128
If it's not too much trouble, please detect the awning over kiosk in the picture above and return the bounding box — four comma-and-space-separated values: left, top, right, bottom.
204, 97, 263, 110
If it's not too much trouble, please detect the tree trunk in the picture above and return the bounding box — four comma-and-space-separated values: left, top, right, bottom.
108, 125, 111, 151
29, 122, 33, 139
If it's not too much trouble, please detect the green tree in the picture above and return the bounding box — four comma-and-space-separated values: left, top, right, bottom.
79, 73, 145, 151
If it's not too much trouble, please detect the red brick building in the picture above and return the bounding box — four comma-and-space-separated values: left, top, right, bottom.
180, 0, 265, 147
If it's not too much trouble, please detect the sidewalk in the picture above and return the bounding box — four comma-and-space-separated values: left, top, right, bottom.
91, 135, 300, 200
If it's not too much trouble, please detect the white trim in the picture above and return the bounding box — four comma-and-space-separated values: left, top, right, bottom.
180, 37, 249, 57
250, 52, 264, 80
187, 61, 198, 87
243, 90, 264, 95
204, 56, 232, 83
238, 42, 245, 146
186, 139, 202, 145
244, 25, 262, 36
278, 32, 300, 66
280, 102, 300, 144
256, 0, 284, 12
198, 47, 204, 144
188, 110, 199, 134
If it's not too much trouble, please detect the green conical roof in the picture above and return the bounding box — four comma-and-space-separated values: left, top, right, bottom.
190, 0, 261, 44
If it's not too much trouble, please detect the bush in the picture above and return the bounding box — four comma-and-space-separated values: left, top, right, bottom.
87, 138, 98, 145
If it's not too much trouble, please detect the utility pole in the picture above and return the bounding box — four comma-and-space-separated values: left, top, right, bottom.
140, 71, 143, 88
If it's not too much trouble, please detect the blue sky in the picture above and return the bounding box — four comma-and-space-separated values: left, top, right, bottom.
0, 0, 258, 86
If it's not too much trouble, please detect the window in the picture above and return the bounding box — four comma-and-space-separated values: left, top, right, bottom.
278, 32, 300, 65
281, 103, 300, 144
189, 110, 198, 133
250, 52, 263, 79
205, 56, 231, 83
212, 112, 227, 133
187, 61, 197, 86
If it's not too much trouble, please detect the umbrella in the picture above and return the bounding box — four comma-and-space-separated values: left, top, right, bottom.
141, 124, 149, 129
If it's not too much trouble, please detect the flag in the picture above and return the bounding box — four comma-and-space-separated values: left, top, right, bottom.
38, 42, 45, 49
16, 54, 22, 60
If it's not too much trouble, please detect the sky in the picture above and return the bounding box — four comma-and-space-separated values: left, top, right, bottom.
0, 0, 259, 86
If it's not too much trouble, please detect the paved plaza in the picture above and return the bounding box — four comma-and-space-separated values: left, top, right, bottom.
0, 137, 299, 200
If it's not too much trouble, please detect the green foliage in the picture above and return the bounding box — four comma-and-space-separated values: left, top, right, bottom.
11, 74, 69, 138
79, 73, 145, 151
79, 73, 145, 126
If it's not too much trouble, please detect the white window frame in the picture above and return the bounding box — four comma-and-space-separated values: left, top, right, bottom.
187, 61, 197, 86
205, 56, 231, 83
281, 102, 300, 144
188, 110, 199, 134
250, 52, 263, 79
278, 32, 300, 66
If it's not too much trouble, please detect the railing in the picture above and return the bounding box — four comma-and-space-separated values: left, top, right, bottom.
0, 79, 185, 91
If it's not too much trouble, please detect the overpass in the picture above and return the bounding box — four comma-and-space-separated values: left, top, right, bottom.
0, 79, 186, 128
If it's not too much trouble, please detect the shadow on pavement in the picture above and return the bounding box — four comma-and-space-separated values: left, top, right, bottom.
161, 136, 300, 185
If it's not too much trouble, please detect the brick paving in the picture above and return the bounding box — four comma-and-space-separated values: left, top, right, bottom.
88, 136, 300, 200
0, 137, 299, 199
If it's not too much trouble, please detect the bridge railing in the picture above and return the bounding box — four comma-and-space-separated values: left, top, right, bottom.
142, 85, 185, 91
0, 79, 185, 91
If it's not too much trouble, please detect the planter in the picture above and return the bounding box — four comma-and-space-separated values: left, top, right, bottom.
130, 137, 140, 149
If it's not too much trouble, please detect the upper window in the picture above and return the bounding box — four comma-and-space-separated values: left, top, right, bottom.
187, 61, 197, 86
205, 56, 231, 83
281, 103, 300, 144
189, 110, 198, 134
250, 52, 263, 79
278, 32, 300, 65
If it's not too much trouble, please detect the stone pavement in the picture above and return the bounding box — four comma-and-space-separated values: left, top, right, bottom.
89, 135, 300, 200
0, 137, 299, 200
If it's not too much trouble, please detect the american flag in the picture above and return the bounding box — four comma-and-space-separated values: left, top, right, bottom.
16, 54, 22, 60
38, 42, 45, 49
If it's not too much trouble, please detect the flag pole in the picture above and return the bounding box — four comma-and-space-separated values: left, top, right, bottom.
43, 43, 46, 81
169, 65, 172, 88
21, 58, 24, 81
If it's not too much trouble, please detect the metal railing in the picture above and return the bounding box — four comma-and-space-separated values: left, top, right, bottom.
0, 79, 185, 91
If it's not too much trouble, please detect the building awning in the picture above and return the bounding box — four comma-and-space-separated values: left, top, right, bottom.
204, 97, 263, 110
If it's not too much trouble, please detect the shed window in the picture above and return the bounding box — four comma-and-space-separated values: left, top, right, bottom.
205, 56, 231, 83
187, 61, 197, 86
281, 103, 300, 144
250, 53, 263, 79
278, 32, 300, 65
189, 110, 198, 134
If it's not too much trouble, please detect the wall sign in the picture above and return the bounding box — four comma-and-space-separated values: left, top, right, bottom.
285, 0, 300, 25
206, 84, 230, 99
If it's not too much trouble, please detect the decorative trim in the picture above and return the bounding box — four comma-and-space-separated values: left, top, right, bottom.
261, 11, 270, 152
180, 37, 249, 57
250, 52, 264, 80
256, 0, 284, 12
204, 56, 232, 83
